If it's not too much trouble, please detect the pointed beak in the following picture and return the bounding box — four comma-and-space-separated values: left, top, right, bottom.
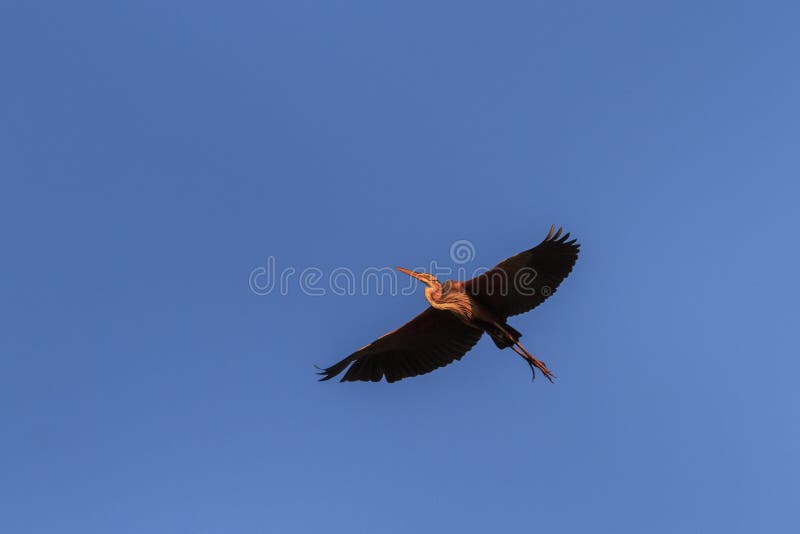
396, 266, 425, 283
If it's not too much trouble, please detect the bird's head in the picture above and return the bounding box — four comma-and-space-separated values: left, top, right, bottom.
395, 267, 441, 289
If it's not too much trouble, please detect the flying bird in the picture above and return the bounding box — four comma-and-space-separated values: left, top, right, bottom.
317, 226, 579, 383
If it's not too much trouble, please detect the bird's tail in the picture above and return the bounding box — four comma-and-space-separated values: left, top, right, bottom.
487, 322, 522, 349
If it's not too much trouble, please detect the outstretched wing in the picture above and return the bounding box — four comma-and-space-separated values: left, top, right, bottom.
318, 307, 483, 383
465, 225, 580, 319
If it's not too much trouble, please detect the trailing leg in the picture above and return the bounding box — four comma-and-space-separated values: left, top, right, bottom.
493, 322, 555, 382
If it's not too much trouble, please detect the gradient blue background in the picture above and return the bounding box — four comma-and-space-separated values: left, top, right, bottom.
2, 2, 798, 533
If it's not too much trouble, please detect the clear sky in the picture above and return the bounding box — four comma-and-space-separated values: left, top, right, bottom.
2, 1, 798, 533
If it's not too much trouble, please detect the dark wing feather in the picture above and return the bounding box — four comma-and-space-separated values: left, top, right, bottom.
464, 225, 580, 319
318, 307, 483, 383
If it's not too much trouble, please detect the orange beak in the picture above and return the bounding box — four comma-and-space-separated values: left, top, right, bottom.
396, 266, 426, 282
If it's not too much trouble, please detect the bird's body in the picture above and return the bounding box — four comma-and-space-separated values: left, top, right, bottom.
419, 278, 511, 345
318, 226, 580, 383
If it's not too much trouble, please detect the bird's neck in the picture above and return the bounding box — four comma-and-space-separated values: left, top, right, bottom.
424, 284, 443, 304
424, 282, 474, 320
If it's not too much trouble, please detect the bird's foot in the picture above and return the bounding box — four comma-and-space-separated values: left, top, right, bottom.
529, 356, 555, 383
511, 345, 555, 383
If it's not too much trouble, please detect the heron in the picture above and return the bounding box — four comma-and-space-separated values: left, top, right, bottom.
317, 225, 579, 383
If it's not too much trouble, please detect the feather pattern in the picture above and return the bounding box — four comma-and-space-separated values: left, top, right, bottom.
317, 307, 483, 383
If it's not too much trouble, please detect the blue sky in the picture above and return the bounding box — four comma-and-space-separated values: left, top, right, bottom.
2, 1, 798, 532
